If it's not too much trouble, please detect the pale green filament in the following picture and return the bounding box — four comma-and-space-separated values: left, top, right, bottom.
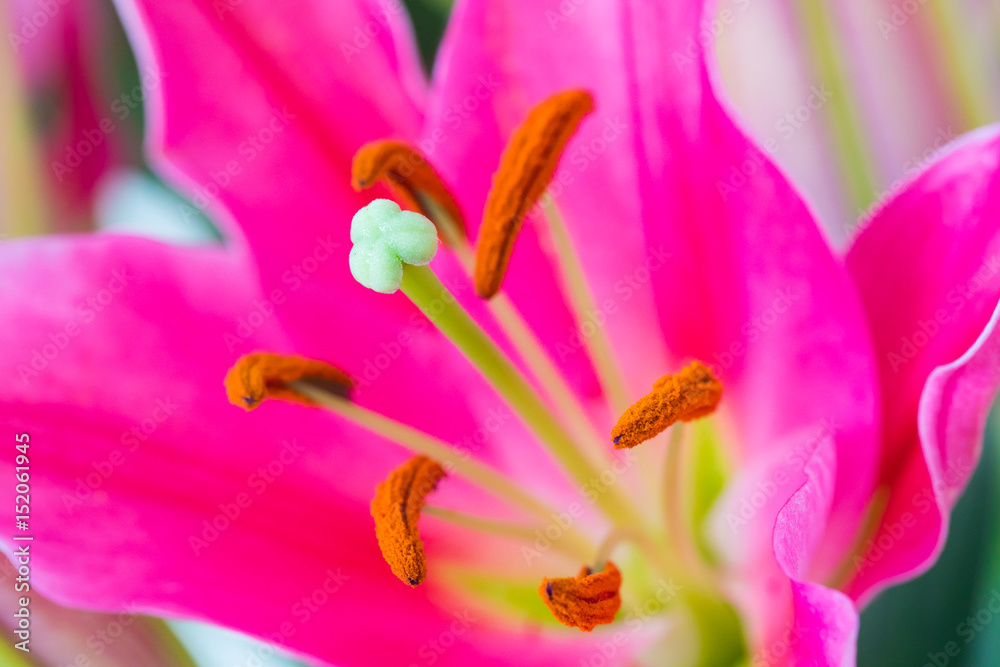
924, 1, 994, 129
288, 380, 592, 552
593, 527, 671, 580
397, 263, 641, 526
662, 425, 717, 589
793, 0, 879, 215
426, 203, 611, 468
422, 505, 594, 564
348, 201, 643, 525
540, 198, 632, 416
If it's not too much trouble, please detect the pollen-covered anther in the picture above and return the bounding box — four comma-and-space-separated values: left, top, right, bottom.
371, 456, 446, 587
224, 352, 353, 411
611, 361, 723, 449
539, 562, 622, 632
474, 89, 594, 299
352, 140, 467, 244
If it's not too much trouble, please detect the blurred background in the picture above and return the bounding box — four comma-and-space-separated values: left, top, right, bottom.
1, 0, 999, 664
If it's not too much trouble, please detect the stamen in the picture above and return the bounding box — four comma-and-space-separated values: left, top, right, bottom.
422, 506, 593, 564
352, 140, 468, 247
611, 362, 722, 449
474, 89, 594, 299
371, 455, 446, 586
289, 379, 595, 557
224, 352, 352, 410
348, 201, 643, 527
540, 198, 631, 415
538, 562, 622, 632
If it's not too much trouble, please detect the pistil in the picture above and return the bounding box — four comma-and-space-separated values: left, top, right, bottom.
289, 380, 592, 551
353, 140, 612, 466
397, 262, 641, 527
347, 198, 643, 527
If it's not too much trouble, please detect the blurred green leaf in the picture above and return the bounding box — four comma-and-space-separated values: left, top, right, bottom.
403, 0, 454, 73
857, 406, 1000, 666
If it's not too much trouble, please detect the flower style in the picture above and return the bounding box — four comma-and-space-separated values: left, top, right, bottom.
2, 0, 1000, 665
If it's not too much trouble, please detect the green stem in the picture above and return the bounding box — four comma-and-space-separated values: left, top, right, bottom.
442, 213, 610, 468
793, 0, 879, 214
399, 264, 642, 527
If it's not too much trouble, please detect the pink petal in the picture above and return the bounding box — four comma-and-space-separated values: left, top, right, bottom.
0, 235, 613, 665
620, 0, 880, 577
844, 125, 1000, 602
709, 428, 856, 664
774, 438, 858, 667
782, 582, 858, 667
424, 0, 673, 403
110, 1, 578, 489
0, 554, 190, 666
110, 0, 425, 349
111, 0, 426, 261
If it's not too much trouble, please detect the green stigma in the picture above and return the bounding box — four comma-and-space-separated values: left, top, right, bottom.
349, 199, 439, 294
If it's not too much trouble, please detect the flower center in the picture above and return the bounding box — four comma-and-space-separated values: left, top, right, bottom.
224, 89, 749, 661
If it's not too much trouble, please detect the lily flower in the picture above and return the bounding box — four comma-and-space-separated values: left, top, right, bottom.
3, 0, 999, 666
